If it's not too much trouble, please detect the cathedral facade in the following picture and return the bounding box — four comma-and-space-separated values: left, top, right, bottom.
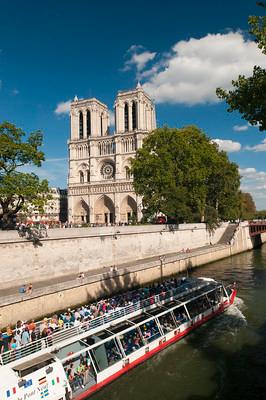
68, 84, 156, 224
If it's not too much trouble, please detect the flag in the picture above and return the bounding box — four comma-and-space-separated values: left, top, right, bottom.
40, 388, 49, 398
39, 377, 47, 385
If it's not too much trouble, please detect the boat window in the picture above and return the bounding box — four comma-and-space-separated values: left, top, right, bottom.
139, 319, 161, 344
108, 321, 133, 335
158, 312, 176, 334
90, 338, 122, 372
63, 351, 96, 393
206, 288, 223, 306
145, 307, 164, 317
186, 295, 210, 318
224, 286, 232, 297
172, 305, 189, 325
130, 314, 150, 324
119, 328, 145, 356
163, 301, 178, 309
56, 340, 88, 360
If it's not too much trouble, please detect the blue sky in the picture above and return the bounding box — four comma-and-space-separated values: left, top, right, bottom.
0, 0, 266, 209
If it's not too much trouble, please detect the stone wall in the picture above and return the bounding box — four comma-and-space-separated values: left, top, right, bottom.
0, 244, 230, 326
0, 223, 228, 289
0, 222, 264, 327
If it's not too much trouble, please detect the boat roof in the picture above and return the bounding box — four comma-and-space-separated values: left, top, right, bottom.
12, 353, 55, 372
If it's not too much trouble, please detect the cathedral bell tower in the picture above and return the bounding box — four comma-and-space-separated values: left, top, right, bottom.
114, 82, 156, 134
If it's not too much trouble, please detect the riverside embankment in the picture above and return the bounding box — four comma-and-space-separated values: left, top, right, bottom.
0, 222, 264, 327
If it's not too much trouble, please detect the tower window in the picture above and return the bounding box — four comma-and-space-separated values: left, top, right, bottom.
79, 112, 84, 139
80, 171, 84, 183
87, 110, 91, 136
101, 113, 104, 136
87, 170, 90, 182
124, 103, 129, 132
125, 167, 131, 180
132, 101, 137, 130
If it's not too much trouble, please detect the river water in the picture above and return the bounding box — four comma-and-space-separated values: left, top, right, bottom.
92, 244, 266, 400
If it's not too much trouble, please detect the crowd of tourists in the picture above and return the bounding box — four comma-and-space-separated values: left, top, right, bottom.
0, 277, 190, 358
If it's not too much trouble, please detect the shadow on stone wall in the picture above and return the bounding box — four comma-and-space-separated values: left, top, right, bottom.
252, 234, 263, 249
96, 268, 139, 300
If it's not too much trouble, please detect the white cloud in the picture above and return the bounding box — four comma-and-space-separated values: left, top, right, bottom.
239, 167, 266, 210
140, 32, 266, 105
245, 138, 266, 152
55, 99, 71, 115
213, 139, 241, 152
233, 124, 249, 132
239, 167, 257, 176
123, 45, 156, 76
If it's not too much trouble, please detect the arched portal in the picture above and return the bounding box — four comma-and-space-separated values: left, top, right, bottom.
120, 195, 137, 223
73, 198, 90, 223
94, 195, 115, 225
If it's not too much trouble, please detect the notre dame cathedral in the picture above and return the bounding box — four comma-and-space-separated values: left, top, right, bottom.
68, 83, 156, 224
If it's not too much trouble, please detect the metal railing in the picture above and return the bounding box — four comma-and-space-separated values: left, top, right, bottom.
0, 279, 215, 366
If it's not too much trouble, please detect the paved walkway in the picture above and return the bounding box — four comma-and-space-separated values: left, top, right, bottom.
0, 243, 228, 306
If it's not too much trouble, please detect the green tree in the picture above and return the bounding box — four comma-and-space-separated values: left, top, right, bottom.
0, 122, 50, 229
131, 126, 240, 226
240, 192, 257, 220
254, 209, 266, 219
216, 2, 266, 131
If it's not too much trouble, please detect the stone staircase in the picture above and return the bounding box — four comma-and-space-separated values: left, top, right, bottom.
218, 224, 238, 244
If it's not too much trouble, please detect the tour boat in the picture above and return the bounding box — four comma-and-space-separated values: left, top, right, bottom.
0, 277, 237, 400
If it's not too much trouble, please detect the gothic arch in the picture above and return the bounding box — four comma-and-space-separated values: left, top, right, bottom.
94, 195, 115, 224
87, 110, 91, 136
79, 171, 84, 183
124, 103, 129, 132
79, 111, 84, 139
73, 197, 90, 223
122, 158, 133, 179
132, 100, 137, 130
120, 195, 137, 223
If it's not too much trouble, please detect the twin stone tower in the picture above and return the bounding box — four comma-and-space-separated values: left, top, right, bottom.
68, 83, 156, 225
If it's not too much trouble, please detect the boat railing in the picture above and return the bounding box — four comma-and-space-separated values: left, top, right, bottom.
0, 280, 212, 366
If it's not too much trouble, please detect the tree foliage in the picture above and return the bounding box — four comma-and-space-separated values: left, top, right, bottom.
254, 209, 266, 219
240, 192, 257, 220
0, 122, 50, 229
216, 2, 266, 131
131, 126, 241, 227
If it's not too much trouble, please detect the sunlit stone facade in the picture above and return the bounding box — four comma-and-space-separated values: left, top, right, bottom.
68, 84, 156, 224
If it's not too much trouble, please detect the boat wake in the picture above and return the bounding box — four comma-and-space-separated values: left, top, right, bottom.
224, 297, 247, 327
232, 296, 246, 310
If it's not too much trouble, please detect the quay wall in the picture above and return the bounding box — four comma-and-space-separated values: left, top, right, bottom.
0, 223, 227, 289
0, 222, 264, 327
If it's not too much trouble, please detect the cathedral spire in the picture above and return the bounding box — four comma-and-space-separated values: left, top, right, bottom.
136, 81, 142, 89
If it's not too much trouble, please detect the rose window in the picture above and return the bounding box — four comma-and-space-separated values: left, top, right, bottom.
101, 163, 115, 179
